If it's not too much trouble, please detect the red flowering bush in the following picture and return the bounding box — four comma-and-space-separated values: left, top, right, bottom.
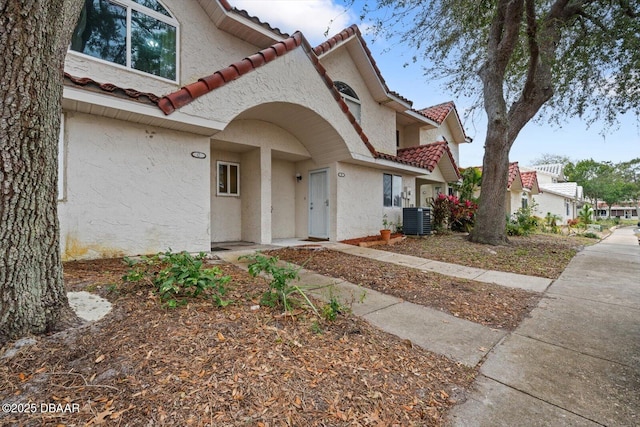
431, 193, 478, 232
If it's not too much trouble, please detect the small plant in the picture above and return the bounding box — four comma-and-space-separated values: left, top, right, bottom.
382, 214, 391, 230
321, 294, 346, 321
578, 203, 594, 228
240, 253, 319, 316
310, 321, 323, 334
105, 283, 119, 294
123, 250, 232, 308
543, 212, 562, 234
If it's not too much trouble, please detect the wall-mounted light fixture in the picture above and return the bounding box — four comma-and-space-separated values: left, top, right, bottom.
296, 173, 302, 182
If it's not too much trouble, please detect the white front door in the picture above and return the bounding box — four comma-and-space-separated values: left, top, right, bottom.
309, 169, 329, 238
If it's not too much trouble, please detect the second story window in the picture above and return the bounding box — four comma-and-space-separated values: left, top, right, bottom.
70, 0, 178, 81
335, 81, 361, 123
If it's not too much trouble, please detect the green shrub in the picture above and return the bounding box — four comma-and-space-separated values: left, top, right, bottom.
506, 205, 539, 236
240, 253, 318, 316
123, 250, 232, 308
581, 232, 599, 239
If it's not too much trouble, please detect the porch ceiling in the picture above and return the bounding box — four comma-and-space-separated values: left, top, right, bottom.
234, 102, 352, 165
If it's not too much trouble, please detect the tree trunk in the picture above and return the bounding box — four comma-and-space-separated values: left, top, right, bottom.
470, 129, 511, 245
0, 0, 83, 345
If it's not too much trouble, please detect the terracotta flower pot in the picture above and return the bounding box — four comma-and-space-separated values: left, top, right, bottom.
380, 229, 391, 242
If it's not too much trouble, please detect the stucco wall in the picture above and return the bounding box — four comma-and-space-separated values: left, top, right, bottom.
272, 158, 296, 238
335, 163, 415, 240
183, 48, 372, 162
421, 124, 461, 166
318, 47, 396, 155
507, 189, 523, 216
533, 193, 573, 224
58, 113, 210, 260
64, 0, 260, 94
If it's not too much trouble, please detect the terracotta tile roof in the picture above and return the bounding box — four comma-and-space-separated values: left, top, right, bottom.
64, 73, 161, 105
219, 0, 288, 38
377, 141, 461, 179
313, 25, 413, 107
419, 101, 455, 124
507, 162, 522, 189
158, 33, 303, 114
520, 171, 539, 191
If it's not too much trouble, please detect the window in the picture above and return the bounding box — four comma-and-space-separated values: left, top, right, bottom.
565, 200, 570, 216
334, 81, 361, 123
383, 173, 402, 207
70, 0, 178, 81
521, 193, 528, 209
217, 161, 239, 196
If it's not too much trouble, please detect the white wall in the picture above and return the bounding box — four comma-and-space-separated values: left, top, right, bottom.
335, 163, 415, 240
533, 193, 572, 224
319, 47, 396, 155
271, 158, 296, 238
58, 113, 210, 260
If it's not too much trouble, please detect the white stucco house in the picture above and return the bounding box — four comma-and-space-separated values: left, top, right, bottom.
526, 164, 584, 223
58, 0, 468, 260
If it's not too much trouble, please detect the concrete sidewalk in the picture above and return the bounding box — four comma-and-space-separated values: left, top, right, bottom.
447, 227, 640, 426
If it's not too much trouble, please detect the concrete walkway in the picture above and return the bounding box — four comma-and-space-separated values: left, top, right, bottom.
217, 229, 639, 425
216, 237, 551, 368
447, 227, 640, 426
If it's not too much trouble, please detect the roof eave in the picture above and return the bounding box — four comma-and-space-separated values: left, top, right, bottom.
198, 0, 286, 48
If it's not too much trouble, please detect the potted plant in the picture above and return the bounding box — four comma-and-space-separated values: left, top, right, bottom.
380, 214, 391, 242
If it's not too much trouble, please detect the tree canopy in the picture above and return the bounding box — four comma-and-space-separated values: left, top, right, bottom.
357, 0, 640, 244
565, 157, 640, 214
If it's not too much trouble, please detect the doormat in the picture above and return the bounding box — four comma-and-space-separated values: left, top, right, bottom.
302, 237, 329, 242
210, 247, 230, 251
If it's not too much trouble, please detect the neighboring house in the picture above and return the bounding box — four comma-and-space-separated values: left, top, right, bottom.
520, 170, 540, 210
526, 164, 584, 224
506, 162, 525, 216
596, 202, 639, 219
59, 0, 467, 260
473, 162, 539, 216
532, 182, 583, 223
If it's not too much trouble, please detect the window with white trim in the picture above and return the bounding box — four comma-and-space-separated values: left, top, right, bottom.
383, 173, 402, 207
217, 161, 239, 196
335, 81, 361, 123
70, 0, 178, 81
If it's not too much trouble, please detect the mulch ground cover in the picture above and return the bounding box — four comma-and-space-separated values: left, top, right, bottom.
0, 258, 475, 426
373, 233, 594, 279
268, 248, 541, 331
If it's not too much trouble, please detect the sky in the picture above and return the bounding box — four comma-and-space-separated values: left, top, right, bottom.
231, 0, 640, 168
